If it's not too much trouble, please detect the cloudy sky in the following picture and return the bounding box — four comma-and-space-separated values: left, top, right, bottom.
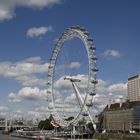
0, 0, 140, 120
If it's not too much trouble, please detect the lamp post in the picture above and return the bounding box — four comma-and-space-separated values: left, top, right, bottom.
139, 121, 140, 134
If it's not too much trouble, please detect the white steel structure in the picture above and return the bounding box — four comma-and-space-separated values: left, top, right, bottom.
47, 26, 98, 128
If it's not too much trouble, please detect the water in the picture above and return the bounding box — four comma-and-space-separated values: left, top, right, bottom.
0, 134, 99, 140
0, 134, 98, 140
0, 131, 98, 140
0, 134, 29, 140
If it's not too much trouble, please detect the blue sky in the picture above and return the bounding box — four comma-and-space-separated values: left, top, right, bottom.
0, 0, 140, 119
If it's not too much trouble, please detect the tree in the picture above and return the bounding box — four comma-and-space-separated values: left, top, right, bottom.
65, 116, 74, 121
38, 117, 54, 130
86, 122, 94, 133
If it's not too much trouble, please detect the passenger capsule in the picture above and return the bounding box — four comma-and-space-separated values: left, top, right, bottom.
89, 46, 96, 50
71, 26, 85, 31
48, 65, 53, 69
89, 92, 96, 96
87, 38, 93, 42
84, 31, 90, 36
91, 80, 98, 84
91, 56, 98, 61
53, 50, 58, 53
47, 82, 51, 85
71, 26, 75, 28
48, 106, 53, 110
47, 91, 51, 94
50, 58, 56, 61
48, 74, 51, 77
86, 103, 93, 107
82, 112, 88, 117
80, 27, 85, 31
91, 67, 99, 72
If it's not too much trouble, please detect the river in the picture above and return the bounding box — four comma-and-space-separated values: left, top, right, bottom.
0, 133, 30, 140
0, 131, 98, 140
0, 134, 99, 140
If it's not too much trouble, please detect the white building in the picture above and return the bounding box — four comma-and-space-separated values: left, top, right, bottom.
128, 75, 140, 101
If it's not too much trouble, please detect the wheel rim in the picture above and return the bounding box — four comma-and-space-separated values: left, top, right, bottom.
47, 25, 98, 127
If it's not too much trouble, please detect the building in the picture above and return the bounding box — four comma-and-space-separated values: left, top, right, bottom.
98, 75, 140, 132
100, 101, 140, 132
128, 75, 140, 102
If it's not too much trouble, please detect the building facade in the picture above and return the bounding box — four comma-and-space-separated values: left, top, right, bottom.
100, 101, 140, 132
128, 75, 140, 102
98, 75, 140, 132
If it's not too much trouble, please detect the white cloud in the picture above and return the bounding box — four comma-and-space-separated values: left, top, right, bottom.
96, 79, 108, 94
8, 92, 21, 102
16, 75, 46, 87
0, 58, 82, 87
52, 74, 128, 115
0, 105, 52, 120
54, 75, 101, 113
0, 57, 49, 87
0, 58, 82, 88
54, 76, 72, 91
55, 74, 87, 89
6, 110, 46, 120
0, 106, 9, 118
95, 82, 127, 108
0, 57, 49, 77
58, 61, 81, 70
6, 75, 127, 117
0, 106, 9, 112
68, 62, 81, 69
26, 26, 53, 38
0, 55, 127, 116
0, 0, 63, 21
103, 49, 121, 58
8, 87, 47, 102
19, 0, 63, 9
108, 82, 127, 95
34, 106, 48, 112
25, 56, 42, 63
0, 1, 15, 21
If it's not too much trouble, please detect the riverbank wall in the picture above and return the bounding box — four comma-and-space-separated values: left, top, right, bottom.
94, 133, 140, 140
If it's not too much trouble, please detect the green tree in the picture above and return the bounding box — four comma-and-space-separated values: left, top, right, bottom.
86, 122, 94, 132
65, 116, 74, 121
38, 118, 54, 130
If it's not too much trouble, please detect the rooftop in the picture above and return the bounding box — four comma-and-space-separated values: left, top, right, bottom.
128, 75, 139, 81
106, 101, 140, 111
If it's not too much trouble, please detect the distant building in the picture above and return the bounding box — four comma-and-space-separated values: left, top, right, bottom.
99, 101, 140, 132
98, 75, 140, 133
0, 118, 5, 121
128, 75, 140, 102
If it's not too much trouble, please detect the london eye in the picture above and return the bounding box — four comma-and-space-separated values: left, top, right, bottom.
47, 25, 98, 129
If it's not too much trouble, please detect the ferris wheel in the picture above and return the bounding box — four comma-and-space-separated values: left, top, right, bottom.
47, 25, 98, 129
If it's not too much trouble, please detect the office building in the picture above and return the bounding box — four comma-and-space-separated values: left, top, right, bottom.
99, 101, 140, 132
128, 75, 140, 101
98, 75, 140, 132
